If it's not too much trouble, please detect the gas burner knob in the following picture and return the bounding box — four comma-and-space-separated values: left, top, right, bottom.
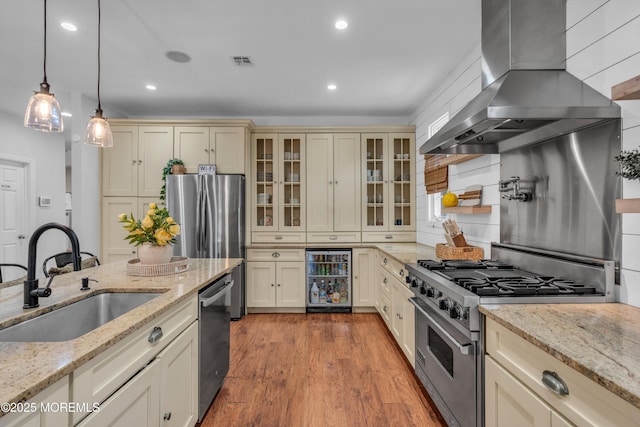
426, 287, 435, 298
405, 275, 412, 284
449, 304, 462, 319
411, 279, 419, 288
461, 308, 469, 321
439, 298, 450, 311
419, 286, 427, 295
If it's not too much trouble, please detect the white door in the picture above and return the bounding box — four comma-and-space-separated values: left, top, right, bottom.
0, 160, 27, 278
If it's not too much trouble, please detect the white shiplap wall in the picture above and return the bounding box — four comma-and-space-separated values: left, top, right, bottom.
410, 0, 640, 307
409, 44, 501, 258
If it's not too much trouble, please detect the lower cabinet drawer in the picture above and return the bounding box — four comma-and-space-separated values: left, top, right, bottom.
362, 231, 415, 243
71, 296, 197, 424
379, 252, 407, 283
247, 248, 305, 262
306, 232, 361, 243
485, 318, 640, 427
251, 232, 306, 244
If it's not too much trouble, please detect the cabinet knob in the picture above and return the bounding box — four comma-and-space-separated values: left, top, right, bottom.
329, 181, 333, 185
399, 269, 405, 277
131, 160, 136, 165
138, 160, 142, 164
383, 278, 387, 284
383, 258, 388, 264
335, 180, 338, 184
271, 283, 275, 287
277, 283, 281, 287
204, 148, 209, 153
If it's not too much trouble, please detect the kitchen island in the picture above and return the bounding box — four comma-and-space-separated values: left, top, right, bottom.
481, 303, 640, 425
0, 257, 242, 419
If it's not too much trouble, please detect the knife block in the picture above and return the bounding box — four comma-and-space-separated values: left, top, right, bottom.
451, 233, 468, 247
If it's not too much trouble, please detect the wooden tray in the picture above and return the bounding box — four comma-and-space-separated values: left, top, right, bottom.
435, 243, 484, 260
126, 256, 189, 276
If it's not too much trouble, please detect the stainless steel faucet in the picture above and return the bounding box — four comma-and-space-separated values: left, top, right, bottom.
499, 176, 532, 202
23, 223, 81, 309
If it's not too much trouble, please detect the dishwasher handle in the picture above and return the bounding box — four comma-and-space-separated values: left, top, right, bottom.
200, 279, 235, 308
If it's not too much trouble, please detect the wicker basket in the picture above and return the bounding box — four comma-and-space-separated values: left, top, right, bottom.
435, 243, 484, 261
126, 256, 189, 277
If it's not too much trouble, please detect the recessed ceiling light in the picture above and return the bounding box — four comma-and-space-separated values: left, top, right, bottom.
335, 20, 348, 30
146, 84, 157, 90
327, 84, 337, 90
61, 111, 72, 117
60, 22, 77, 32
166, 51, 191, 63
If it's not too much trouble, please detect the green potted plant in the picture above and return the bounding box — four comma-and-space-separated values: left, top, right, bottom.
615, 149, 640, 181
160, 158, 185, 201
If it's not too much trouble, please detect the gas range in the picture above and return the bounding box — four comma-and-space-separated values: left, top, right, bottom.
405, 243, 615, 336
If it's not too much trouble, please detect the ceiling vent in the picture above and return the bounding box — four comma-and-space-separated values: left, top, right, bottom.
231, 56, 253, 66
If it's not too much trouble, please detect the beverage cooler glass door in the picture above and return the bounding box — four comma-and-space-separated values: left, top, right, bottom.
306, 250, 352, 312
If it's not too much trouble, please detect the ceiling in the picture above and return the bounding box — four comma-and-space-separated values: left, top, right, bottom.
0, 0, 480, 121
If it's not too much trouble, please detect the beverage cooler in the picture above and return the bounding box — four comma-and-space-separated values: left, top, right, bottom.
306, 249, 352, 313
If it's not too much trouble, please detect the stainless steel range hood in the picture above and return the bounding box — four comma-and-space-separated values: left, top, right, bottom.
420, 0, 621, 155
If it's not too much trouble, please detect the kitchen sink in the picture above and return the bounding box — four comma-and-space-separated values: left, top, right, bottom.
0, 292, 163, 342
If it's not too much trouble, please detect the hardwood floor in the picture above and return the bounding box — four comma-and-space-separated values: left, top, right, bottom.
200, 313, 446, 427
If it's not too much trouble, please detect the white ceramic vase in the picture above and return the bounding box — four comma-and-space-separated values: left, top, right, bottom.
138, 243, 173, 265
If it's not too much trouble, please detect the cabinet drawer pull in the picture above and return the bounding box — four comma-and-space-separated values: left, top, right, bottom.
163, 412, 172, 421
542, 371, 569, 396
385, 235, 393, 239
383, 257, 388, 264
272, 252, 280, 257
275, 236, 283, 240
148, 326, 163, 343
383, 277, 387, 284
399, 269, 405, 277
383, 305, 388, 313
329, 235, 338, 240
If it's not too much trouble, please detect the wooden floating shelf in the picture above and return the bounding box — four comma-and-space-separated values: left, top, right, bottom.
612, 74, 640, 100
615, 198, 640, 213
442, 205, 492, 214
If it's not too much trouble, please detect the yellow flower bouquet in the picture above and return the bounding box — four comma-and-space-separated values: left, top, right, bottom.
118, 202, 181, 247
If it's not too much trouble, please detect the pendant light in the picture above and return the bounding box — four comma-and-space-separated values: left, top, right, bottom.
84, 0, 113, 147
24, 0, 63, 132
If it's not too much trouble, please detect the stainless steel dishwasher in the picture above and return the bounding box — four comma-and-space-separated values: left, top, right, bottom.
198, 272, 234, 422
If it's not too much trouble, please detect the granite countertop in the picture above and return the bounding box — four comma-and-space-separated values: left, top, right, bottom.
480, 303, 640, 410
0, 257, 242, 413
248, 242, 437, 265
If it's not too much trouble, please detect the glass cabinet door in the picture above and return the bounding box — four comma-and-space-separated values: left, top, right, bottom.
278, 134, 305, 231
389, 134, 415, 229
362, 134, 389, 230
253, 134, 276, 230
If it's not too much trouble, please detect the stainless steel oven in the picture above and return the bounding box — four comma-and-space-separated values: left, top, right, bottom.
411, 298, 478, 427
405, 244, 614, 427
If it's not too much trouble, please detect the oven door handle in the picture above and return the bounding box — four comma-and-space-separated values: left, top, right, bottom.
410, 298, 473, 356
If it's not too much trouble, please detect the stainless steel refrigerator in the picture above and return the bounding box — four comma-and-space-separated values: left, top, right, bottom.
166, 173, 245, 319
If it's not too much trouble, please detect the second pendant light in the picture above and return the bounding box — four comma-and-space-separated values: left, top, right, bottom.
84, 0, 112, 147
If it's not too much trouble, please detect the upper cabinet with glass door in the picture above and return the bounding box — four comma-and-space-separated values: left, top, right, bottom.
251, 134, 306, 243
361, 133, 415, 242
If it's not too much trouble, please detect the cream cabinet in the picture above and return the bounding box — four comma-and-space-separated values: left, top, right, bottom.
361, 133, 416, 242
352, 248, 375, 308
305, 133, 361, 243
485, 318, 640, 427
246, 249, 305, 310
0, 376, 69, 427
251, 134, 306, 244
102, 126, 173, 197
74, 297, 198, 426
376, 251, 415, 367
174, 126, 246, 174
100, 197, 160, 263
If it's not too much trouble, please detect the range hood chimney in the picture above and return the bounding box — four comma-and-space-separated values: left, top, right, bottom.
420, 0, 620, 155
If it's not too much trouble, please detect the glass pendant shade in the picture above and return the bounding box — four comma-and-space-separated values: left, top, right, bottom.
84, 109, 113, 147
24, 85, 63, 133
